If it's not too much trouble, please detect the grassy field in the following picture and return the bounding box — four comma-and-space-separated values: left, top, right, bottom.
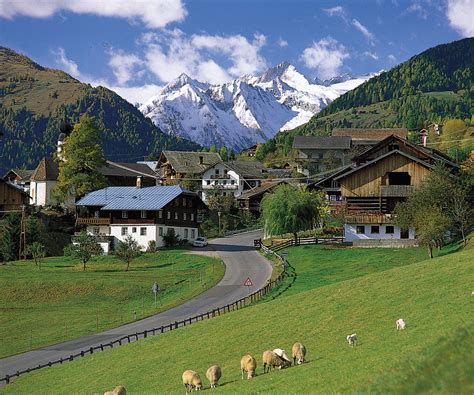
4, 239, 472, 394
0, 249, 224, 358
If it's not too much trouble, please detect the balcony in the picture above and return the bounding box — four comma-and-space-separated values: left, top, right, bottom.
76, 217, 111, 226
210, 174, 230, 179
380, 185, 413, 197
202, 183, 238, 190
345, 213, 394, 224
112, 218, 156, 225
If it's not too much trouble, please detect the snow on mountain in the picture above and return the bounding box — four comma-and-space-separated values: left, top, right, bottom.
140, 63, 377, 150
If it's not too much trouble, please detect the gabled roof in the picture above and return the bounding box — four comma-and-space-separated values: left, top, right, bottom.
310, 164, 355, 187
76, 185, 193, 210
159, 151, 222, 175
4, 169, 34, 182
226, 160, 266, 178
98, 161, 157, 178
30, 157, 59, 181
1, 179, 31, 197
293, 136, 352, 150
334, 150, 436, 181
237, 181, 284, 200
332, 128, 408, 141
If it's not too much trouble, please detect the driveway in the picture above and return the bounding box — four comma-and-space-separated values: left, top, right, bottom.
0, 230, 272, 384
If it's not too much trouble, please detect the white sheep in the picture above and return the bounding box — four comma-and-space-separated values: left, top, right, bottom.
292, 342, 307, 365
347, 333, 357, 347
206, 365, 221, 388
103, 386, 126, 395
396, 318, 406, 330
182, 370, 202, 394
273, 348, 291, 363
240, 354, 257, 379
262, 350, 291, 373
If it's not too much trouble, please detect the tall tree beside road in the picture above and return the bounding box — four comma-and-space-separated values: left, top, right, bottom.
53, 116, 107, 203
260, 184, 326, 243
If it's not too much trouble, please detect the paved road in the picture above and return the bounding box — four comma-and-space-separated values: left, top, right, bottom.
0, 230, 271, 384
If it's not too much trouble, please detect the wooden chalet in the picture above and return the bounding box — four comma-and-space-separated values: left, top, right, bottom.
237, 181, 285, 213
0, 179, 30, 212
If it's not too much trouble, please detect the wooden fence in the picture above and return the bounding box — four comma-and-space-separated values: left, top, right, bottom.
267, 236, 345, 252
0, 241, 290, 386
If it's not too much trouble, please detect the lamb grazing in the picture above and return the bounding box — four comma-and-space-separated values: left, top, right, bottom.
182, 370, 202, 394
273, 348, 291, 363
396, 318, 406, 330
262, 350, 291, 373
347, 333, 358, 347
292, 342, 307, 365
206, 365, 222, 388
103, 386, 126, 395
240, 354, 257, 379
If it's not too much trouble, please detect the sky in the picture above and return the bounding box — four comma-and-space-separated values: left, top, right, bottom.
0, 0, 472, 104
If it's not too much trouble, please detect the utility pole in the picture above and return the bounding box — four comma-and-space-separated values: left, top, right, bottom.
19, 205, 27, 260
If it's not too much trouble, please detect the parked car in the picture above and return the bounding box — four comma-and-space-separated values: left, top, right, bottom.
193, 236, 208, 247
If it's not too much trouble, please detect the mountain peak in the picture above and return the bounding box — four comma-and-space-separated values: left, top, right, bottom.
256, 61, 301, 83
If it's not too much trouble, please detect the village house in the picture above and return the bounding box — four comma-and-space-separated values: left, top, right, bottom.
312, 135, 457, 245
3, 169, 34, 194
236, 180, 285, 213
0, 179, 30, 213
75, 185, 207, 254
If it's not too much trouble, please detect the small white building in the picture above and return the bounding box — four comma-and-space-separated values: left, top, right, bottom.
75, 185, 207, 253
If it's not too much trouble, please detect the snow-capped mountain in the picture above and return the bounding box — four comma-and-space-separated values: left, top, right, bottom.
140, 63, 377, 150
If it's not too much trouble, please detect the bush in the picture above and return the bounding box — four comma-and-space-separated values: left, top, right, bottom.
147, 240, 157, 252
162, 228, 181, 247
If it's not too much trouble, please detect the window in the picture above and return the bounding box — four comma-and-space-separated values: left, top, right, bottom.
122, 210, 128, 219
386, 225, 395, 234
174, 199, 179, 206
371, 225, 380, 234
94, 211, 100, 218
167, 211, 171, 219
206, 180, 211, 185
184, 229, 188, 239
140, 227, 147, 236
159, 227, 163, 236
141, 210, 146, 219
132, 227, 137, 233
231, 180, 235, 185
189, 199, 193, 207
388, 172, 411, 186
329, 195, 337, 201
158, 210, 163, 219
93, 227, 100, 235
183, 197, 186, 206
223, 180, 227, 185
191, 229, 196, 239
175, 212, 178, 220
356, 226, 365, 234
183, 213, 187, 220
215, 169, 220, 175
121, 227, 128, 236
191, 213, 195, 221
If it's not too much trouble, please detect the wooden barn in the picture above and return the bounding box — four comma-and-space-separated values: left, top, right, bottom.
0, 179, 30, 213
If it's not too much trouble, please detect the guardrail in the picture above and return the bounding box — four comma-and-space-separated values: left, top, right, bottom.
0, 236, 285, 386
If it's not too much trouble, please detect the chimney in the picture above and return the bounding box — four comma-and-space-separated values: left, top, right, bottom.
199, 156, 204, 164
136, 176, 142, 188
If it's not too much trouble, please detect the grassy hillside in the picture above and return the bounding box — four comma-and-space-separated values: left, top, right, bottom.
0, 47, 199, 172
5, 240, 472, 394
0, 249, 224, 358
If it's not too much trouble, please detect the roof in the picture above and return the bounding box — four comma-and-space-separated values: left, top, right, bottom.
4, 169, 34, 181
237, 181, 284, 200
293, 136, 352, 150
310, 164, 355, 187
76, 185, 193, 210
98, 161, 157, 178
160, 151, 221, 174
226, 160, 266, 178
1, 179, 31, 197
334, 150, 436, 181
332, 128, 408, 141
30, 157, 59, 181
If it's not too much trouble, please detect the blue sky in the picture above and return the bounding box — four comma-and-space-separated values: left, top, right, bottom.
0, 0, 472, 103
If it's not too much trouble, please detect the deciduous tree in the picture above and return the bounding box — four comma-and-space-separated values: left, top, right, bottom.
64, 230, 103, 271
116, 235, 142, 271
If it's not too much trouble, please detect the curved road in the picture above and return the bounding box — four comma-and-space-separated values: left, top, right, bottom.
0, 230, 271, 384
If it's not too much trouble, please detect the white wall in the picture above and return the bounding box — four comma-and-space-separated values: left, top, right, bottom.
201, 164, 241, 203
344, 223, 415, 242
30, 180, 74, 207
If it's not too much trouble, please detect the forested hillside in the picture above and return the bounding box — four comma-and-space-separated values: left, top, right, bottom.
257, 38, 473, 162
0, 47, 199, 172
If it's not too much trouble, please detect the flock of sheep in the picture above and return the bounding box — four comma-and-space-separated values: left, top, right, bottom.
103, 318, 407, 394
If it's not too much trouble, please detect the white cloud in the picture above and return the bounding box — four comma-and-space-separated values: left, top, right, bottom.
0, 0, 187, 28
108, 50, 143, 85
363, 51, 379, 60
277, 37, 289, 47
54, 48, 81, 79
110, 84, 163, 105
406, 2, 428, 19
446, 0, 474, 37
388, 54, 397, 64
322, 5, 346, 18
352, 19, 376, 44
142, 29, 267, 84
300, 37, 349, 79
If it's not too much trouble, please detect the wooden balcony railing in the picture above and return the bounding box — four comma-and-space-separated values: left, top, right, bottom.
76, 217, 111, 226
380, 185, 413, 197
345, 213, 394, 224
112, 218, 156, 225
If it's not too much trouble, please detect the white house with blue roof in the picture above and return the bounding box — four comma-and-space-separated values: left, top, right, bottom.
75, 185, 207, 253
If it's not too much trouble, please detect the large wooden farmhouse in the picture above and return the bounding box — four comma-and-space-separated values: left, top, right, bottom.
313, 135, 457, 244
75, 185, 207, 253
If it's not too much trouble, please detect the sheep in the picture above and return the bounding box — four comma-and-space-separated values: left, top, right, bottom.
262, 350, 291, 373
347, 333, 357, 347
206, 365, 222, 388
273, 348, 291, 363
103, 386, 126, 395
292, 342, 307, 365
240, 354, 257, 379
182, 370, 202, 394
396, 318, 406, 330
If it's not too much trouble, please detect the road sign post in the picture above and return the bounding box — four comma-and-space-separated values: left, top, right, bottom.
244, 277, 253, 297
152, 282, 160, 308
